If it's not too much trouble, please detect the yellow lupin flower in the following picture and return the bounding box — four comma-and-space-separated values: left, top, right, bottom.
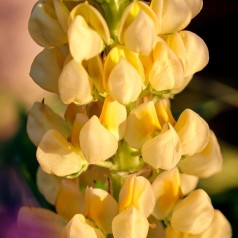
165, 210, 232, 238
152, 167, 182, 220
150, 0, 203, 34
30, 46, 67, 93
179, 173, 199, 195
68, 2, 110, 62
178, 130, 223, 178
118, 0, 158, 55
142, 123, 182, 170
79, 115, 118, 164
58, 59, 93, 105
17, 207, 66, 238
149, 38, 184, 92
164, 31, 209, 78
65, 214, 105, 238
84, 187, 118, 234
174, 109, 210, 156
100, 96, 127, 140
37, 129, 87, 177
170, 189, 214, 234
112, 206, 149, 238
103, 45, 145, 105
119, 174, 155, 217
28, 0, 67, 47
55, 179, 85, 221
27, 102, 70, 146
124, 101, 161, 149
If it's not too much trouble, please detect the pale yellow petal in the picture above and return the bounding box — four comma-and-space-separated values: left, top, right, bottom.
142, 123, 182, 170
108, 57, 142, 105
58, 59, 93, 105
119, 175, 155, 218
68, 15, 104, 62
100, 96, 127, 140
150, 0, 192, 34
193, 210, 232, 238
124, 101, 161, 149
164, 31, 209, 77
152, 167, 182, 220
37, 129, 87, 177
27, 102, 70, 146
171, 189, 214, 234
178, 130, 223, 178
149, 40, 184, 92
30, 47, 66, 93
55, 179, 85, 221
28, 1, 67, 47
174, 109, 210, 156
179, 173, 199, 195
65, 214, 105, 238
185, 0, 203, 18
112, 206, 149, 238
17, 207, 65, 238
80, 115, 118, 164
84, 187, 118, 234
36, 167, 61, 205
123, 10, 156, 55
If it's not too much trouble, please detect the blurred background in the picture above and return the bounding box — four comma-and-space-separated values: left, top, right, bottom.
0, 0, 238, 237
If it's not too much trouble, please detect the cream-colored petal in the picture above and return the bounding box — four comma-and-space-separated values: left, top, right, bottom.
58, 59, 93, 105
68, 15, 104, 62
112, 206, 149, 238
55, 179, 85, 221
80, 115, 118, 164
179, 130, 223, 178
142, 123, 182, 170
100, 96, 127, 140
37, 129, 87, 177
86, 56, 104, 94
36, 167, 61, 205
149, 41, 184, 92
30, 47, 65, 93
174, 109, 210, 156
84, 187, 118, 234
164, 31, 209, 78
185, 0, 203, 18
69, 2, 110, 44
124, 101, 161, 149
53, 0, 70, 32
119, 174, 155, 218
123, 10, 156, 55
28, 1, 67, 47
171, 189, 214, 234
17, 207, 66, 238
65, 214, 105, 238
152, 167, 182, 220
27, 102, 70, 146
179, 173, 199, 195
155, 98, 176, 126
108, 57, 142, 105
150, 0, 192, 34
193, 210, 232, 238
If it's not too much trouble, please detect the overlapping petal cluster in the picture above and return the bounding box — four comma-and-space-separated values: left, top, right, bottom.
18, 0, 232, 237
